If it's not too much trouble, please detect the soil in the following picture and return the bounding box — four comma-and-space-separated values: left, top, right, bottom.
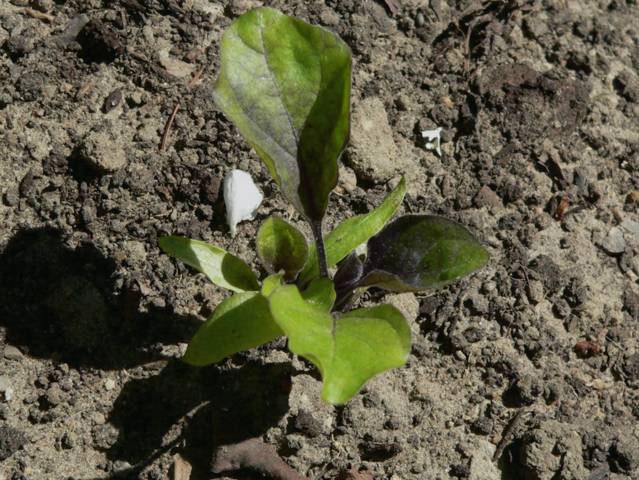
1, 0, 639, 479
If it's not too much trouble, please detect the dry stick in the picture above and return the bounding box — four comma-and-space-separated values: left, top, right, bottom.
23, 8, 55, 23
212, 438, 308, 480
159, 103, 180, 152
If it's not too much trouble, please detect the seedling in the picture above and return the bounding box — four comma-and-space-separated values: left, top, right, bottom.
159, 7, 488, 405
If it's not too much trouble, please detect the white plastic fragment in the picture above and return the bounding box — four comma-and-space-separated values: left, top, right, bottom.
224, 169, 263, 237
421, 127, 443, 156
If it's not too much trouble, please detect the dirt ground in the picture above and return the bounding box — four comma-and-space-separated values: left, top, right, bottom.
1, 0, 639, 479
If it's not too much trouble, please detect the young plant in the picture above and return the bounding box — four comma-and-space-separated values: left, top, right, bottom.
159, 7, 489, 405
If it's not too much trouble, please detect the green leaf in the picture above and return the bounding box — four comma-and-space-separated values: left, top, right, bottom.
360, 215, 489, 292
301, 278, 336, 312
257, 217, 309, 280
299, 178, 406, 284
261, 273, 284, 297
213, 7, 352, 221
184, 292, 283, 366
159, 236, 259, 293
269, 285, 411, 404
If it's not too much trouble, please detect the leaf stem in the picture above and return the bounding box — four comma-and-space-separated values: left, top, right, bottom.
311, 220, 329, 279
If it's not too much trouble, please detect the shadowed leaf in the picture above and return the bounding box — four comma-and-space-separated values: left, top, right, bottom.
360, 215, 489, 292
301, 277, 336, 312
159, 236, 259, 293
184, 292, 283, 366
257, 217, 308, 280
213, 7, 352, 221
299, 178, 406, 284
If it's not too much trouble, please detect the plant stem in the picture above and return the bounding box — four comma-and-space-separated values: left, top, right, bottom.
311, 220, 329, 278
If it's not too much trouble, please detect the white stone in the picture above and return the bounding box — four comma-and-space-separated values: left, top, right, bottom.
0, 376, 14, 402
224, 169, 263, 236
602, 227, 626, 254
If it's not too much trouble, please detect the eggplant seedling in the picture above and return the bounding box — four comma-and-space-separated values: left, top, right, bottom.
159, 7, 488, 405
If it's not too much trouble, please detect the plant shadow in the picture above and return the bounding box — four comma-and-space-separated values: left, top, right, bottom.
0, 227, 198, 369
99, 360, 292, 479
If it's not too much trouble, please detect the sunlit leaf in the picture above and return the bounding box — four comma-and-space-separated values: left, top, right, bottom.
269, 284, 411, 404
159, 236, 259, 293
359, 215, 489, 292
261, 273, 284, 297
301, 277, 336, 312
184, 292, 283, 366
299, 178, 406, 284
257, 217, 308, 280
213, 7, 352, 221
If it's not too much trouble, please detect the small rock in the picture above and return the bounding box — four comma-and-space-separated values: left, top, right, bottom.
0, 376, 14, 402
102, 88, 123, 113
55, 14, 90, 47
359, 439, 402, 461
104, 379, 116, 391
623, 353, 639, 384
60, 431, 76, 450
348, 97, 411, 183
158, 49, 196, 79
172, 454, 193, 480
626, 191, 639, 205
32, 0, 53, 11
474, 186, 502, 208
3, 188, 19, 206
469, 439, 499, 480
504, 374, 543, 406
338, 165, 358, 193
45, 383, 65, 407
450, 462, 471, 478
519, 420, 588, 479
621, 219, 639, 237
610, 434, 639, 474
471, 416, 493, 435
3, 345, 24, 360
463, 327, 483, 343
624, 288, 639, 321
0, 426, 27, 461
80, 129, 127, 173
93, 412, 106, 425
614, 71, 639, 103
602, 227, 625, 254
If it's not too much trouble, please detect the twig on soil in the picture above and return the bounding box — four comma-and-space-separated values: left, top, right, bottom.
211, 438, 309, 480
493, 408, 530, 462
378, 0, 400, 15
160, 103, 180, 152
22, 8, 55, 23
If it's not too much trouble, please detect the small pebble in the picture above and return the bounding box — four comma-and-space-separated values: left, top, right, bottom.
3, 345, 23, 360
602, 227, 626, 254
0, 376, 14, 402
3, 188, 19, 207
474, 185, 502, 208
104, 379, 116, 391
621, 219, 639, 237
